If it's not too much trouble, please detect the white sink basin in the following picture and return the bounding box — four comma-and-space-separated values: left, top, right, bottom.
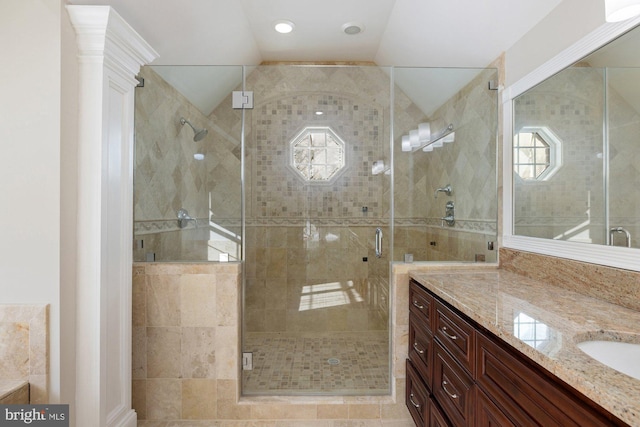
577, 340, 640, 380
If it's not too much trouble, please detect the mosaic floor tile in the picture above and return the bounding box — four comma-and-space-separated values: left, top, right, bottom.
242, 332, 389, 395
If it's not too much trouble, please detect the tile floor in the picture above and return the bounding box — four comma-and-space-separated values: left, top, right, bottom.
242, 331, 390, 395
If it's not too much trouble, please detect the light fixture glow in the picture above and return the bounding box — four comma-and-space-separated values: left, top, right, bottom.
274, 20, 295, 34
315, 111, 324, 115
605, 0, 640, 22
194, 153, 205, 160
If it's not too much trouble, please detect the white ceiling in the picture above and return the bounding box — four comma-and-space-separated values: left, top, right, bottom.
67, 0, 564, 66
67, 0, 565, 116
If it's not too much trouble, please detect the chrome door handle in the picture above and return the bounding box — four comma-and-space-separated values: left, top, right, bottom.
442, 380, 459, 399
413, 342, 424, 354
409, 393, 421, 409
441, 326, 458, 340
375, 227, 383, 258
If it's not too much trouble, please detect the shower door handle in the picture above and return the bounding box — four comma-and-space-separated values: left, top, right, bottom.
375, 227, 383, 258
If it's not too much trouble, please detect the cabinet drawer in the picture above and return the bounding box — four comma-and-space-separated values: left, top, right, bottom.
429, 396, 453, 427
433, 341, 474, 427
476, 387, 516, 427
476, 331, 617, 427
406, 359, 429, 427
409, 280, 433, 330
434, 299, 475, 375
409, 315, 433, 391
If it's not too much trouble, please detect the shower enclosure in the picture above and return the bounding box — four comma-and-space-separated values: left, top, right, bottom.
133, 64, 498, 396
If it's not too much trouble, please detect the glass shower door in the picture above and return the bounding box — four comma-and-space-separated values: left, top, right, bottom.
242, 64, 391, 395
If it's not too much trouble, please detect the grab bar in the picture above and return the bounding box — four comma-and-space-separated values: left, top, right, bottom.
609, 227, 631, 248
375, 227, 383, 258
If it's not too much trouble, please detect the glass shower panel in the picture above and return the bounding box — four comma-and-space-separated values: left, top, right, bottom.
393, 67, 499, 262
242, 65, 391, 395
606, 67, 640, 249
133, 66, 244, 262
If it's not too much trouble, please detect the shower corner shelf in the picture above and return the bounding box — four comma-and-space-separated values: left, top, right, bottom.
412, 124, 454, 153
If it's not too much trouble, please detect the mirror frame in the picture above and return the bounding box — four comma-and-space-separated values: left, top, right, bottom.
502, 16, 640, 272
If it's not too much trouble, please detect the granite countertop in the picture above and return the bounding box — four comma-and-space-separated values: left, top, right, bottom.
410, 267, 640, 427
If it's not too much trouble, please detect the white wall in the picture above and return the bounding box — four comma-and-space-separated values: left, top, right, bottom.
60, 0, 79, 417
505, 0, 604, 86
0, 0, 78, 409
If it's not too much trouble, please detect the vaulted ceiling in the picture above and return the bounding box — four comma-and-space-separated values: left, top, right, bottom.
67, 0, 563, 66
67, 0, 565, 116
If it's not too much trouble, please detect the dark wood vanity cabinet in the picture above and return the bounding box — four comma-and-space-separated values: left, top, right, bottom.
406, 279, 625, 427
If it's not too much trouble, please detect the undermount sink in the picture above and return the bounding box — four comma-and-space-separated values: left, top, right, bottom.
577, 340, 640, 380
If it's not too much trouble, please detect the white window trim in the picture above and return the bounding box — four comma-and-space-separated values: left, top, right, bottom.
289, 126, 347, 184
514, 126, 562, 182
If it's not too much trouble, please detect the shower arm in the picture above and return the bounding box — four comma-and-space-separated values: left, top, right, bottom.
434, 184, 452, 199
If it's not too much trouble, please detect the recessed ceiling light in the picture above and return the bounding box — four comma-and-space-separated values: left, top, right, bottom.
315, 111, 324, 115
274, 20, 295, 34
342, 22, 364, 35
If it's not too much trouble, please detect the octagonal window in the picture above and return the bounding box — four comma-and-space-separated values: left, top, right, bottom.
290, 126, 345, 182
514, 126, 562, 181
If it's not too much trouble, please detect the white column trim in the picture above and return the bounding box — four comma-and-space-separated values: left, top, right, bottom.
67, 6, 158, 427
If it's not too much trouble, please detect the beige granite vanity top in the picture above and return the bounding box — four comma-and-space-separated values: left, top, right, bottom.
410, 267, 640, 427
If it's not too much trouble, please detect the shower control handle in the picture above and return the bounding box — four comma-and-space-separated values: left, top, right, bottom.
375, 228, 383, 258
177, 208, 197, 229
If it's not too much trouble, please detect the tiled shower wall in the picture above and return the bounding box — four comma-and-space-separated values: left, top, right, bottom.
132, 262, 413, 425
134, 65, 500, 267
514, 66, 640, 246
133, 67, 242, 262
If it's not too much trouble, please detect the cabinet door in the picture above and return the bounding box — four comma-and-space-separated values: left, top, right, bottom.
406, 360, 429, 427
434, 300, 475, 376
476, 331, 618, 427
430, 396, 453, 427
476, 387, 516, 427
409, 316, 433, 391
433, 341, 474, 427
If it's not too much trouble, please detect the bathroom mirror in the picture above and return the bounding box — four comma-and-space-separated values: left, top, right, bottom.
506, 18, 640, 271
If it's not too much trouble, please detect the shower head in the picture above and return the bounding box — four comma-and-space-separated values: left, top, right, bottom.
180, 117, 208, 142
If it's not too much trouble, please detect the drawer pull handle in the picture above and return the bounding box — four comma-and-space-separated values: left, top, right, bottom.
412, 300, 424, 309
442, 380, 459, 399
413, 342, 424, 354
441, 326, 457, 340
409, 393, 421, 409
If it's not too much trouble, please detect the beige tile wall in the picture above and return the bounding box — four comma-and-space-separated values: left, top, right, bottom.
0, 304, 48, 403
132, 262, 413, 426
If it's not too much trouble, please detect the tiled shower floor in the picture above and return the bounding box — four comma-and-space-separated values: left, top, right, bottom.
242, 331, 390, 395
